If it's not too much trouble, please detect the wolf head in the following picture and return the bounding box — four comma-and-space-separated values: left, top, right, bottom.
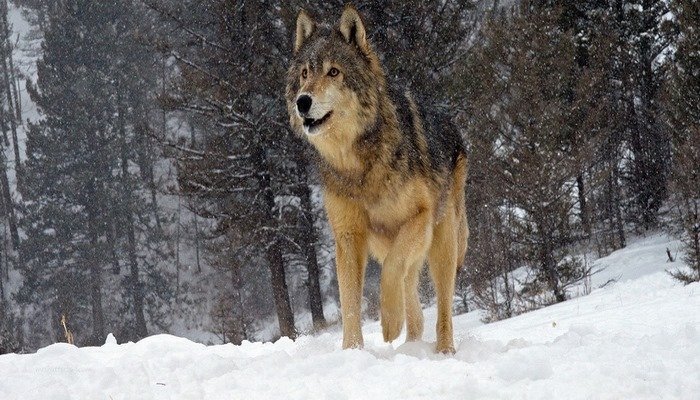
286, 5, 386, 145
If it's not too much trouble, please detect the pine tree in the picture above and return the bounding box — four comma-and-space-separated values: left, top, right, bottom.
614, 0, 673, 230
462, 4, 592, 306
665, 0, 700, 284
151, 0, 302, 339
19, 0, 170, 346
579, 9, 629, 254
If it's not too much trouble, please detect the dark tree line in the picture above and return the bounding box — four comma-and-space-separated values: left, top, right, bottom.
665, 0, 700, 284
461, 0, 698, 317
0, 0, 698, 351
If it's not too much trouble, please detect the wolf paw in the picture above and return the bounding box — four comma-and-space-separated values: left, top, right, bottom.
380, 286, 405, 343
342, 336, 364, 350
435, 340, 455, 355
382, 315, 403, 343
381, 310, 404, 343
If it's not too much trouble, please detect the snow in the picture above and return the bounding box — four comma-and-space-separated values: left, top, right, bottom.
1, 234, 699, 399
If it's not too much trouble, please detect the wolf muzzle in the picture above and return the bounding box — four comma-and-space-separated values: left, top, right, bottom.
296, 93, 332, 135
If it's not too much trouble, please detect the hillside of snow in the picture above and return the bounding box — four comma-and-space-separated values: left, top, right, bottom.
1, 234, 699, 399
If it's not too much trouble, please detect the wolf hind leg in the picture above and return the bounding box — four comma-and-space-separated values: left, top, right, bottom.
428, 209, 459, 354
404, 260, 425, 342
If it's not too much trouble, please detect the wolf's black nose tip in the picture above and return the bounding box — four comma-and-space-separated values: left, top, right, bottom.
296, 95, 312, 115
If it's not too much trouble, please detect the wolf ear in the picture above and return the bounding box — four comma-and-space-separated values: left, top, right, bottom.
339, 5, 369, 54
295, 10, 316, 54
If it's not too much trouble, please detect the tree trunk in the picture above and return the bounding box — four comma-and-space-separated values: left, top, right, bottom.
231, 266, 249, 344
613, 168, 626, 249
267, 239, 296, 339
126, 218, 148, 340
540, 230, 565, 304
255, 141, 296, 339
303, 230, 325, 330
175, 194, 181, 302
0, 0, 21, 174
577, 174, 591, 239
88, 222, 105, 345
189, 124, 202, 274
84, 118, 106, 345
118, 86, 147, 340
0, 148, 18, 251
295, 163, 326, 330
691, 200, 700, 278
4, 0, 20, 121
0, 2, 18, 253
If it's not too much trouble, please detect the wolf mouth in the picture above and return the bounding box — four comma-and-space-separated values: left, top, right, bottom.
303, 111, 332, 133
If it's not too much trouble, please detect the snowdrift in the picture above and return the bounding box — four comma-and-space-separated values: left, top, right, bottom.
1, 234, 699, 399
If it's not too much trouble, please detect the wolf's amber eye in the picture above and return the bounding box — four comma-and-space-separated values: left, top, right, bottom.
301, 68, 308, 79
328, 67, 340, 77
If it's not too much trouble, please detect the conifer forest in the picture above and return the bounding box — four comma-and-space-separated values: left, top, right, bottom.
0, 0, 698, 352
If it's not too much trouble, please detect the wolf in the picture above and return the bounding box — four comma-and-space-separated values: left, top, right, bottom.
285, 4, 468, 354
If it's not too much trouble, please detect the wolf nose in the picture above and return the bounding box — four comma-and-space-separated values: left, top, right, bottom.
296, 95, 312, 115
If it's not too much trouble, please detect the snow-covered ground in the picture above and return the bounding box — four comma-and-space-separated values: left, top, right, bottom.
1, 234, 699, 399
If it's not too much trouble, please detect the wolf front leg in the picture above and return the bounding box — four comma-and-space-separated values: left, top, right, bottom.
381, 208, 433, 343
324, 191, 369, 349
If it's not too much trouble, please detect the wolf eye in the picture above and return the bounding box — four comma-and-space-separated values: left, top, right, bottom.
328, 67, 340, 77
301, 68, 308, 79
